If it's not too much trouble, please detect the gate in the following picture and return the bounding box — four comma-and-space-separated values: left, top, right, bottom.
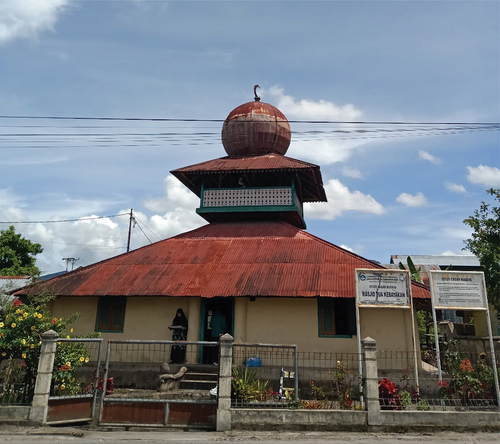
46, 338, 103, 425
99, 340, 219, 429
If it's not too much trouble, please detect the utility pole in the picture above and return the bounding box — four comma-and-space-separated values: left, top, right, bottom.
127, 208, 133, 253
62, 257, 79, 272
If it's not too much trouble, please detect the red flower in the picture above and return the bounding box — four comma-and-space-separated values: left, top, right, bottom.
51, 318, 58, 324
438, 380, 448, 388
12, 299, 23, 307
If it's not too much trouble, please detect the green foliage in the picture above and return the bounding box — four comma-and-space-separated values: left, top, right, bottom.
463, 188, 500, 312
231, 367, 271, 402
0, 296, 95, 403
0, 226, 43, 276
439, 342, 499, 403
399, 390, 412, 409
398, 256, 422, 283
416, 399, 430, 411
308, 361, 356, 410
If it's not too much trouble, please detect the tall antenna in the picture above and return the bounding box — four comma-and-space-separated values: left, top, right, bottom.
62, 257, 79, 272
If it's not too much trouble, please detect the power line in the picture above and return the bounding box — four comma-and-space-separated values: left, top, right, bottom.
0, 213, 129, 224
133, 216, 162, 241
134, 219, 153, 244
0, 115, 498, 125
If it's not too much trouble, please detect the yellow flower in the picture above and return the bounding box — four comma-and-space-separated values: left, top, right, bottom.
33, 312, 39, 318
22, 353, 26, 359
98, 332, 101, 337
60, 384, 66, 390
38, 314, 43, 319
22, 339, 26, 345
11, 323, 16, 328
66, 335, 70, 339
57, 342, 61, 345
23, 312, 28, 318
79, 357, 85, 362
30, 344, 34, 349
1, 352, 6, 357
85, 358, 89, 363
70, 329, 73, 333
18, 317, 23, 321
15, 309, 21, 314
31, 326, 36, 331
65, 362, 71, 367
0, 322, 4, 328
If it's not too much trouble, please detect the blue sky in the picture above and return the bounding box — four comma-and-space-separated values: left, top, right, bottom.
1, 0, 499, 274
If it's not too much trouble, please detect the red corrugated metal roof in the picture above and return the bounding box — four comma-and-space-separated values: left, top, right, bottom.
18, 221, 430, 299
172, 154, 318, 173
171, 154, 327, 202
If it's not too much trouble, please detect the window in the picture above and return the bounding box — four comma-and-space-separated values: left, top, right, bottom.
318, 298, 356, 337
95, 297, 126, 332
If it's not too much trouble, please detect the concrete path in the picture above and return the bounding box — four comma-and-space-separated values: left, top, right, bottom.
0, 425, 498, 444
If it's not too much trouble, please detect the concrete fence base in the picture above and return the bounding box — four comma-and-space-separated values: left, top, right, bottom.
230, 409, 500, 432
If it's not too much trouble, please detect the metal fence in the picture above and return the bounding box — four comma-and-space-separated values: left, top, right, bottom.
0, 357, 34, 405
50, 338, 102, 398
231, 343, 363, 410
377, 349, 499, 411
101, 340, 220, 399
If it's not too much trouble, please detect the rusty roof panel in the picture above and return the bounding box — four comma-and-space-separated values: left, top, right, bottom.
172, 154, 318, 173
19, 221, 430, 300
171, 154, 327, 203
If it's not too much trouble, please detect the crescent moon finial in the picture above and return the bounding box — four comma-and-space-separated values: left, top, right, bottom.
254, 85, 260, 102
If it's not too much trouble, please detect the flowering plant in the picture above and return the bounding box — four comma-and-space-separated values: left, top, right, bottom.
378, 378, 401, 410
0, 295, 95, 402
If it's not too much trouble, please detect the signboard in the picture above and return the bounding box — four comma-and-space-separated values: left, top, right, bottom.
355, 269, 410, 308
429, 271, 487, 310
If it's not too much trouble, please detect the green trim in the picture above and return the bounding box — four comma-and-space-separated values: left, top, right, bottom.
197, 204, 300, 214
317, 299, 354, 339
203, 186, 292, 192
318, 334, 353, 339
95, 296, 126, 333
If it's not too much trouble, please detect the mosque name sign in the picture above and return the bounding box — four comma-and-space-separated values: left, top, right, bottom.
355, 269, 410, 308
429, 271, 487, 310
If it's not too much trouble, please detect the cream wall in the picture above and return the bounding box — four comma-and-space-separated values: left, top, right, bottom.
50, 296, 200, 344
358, 306, 415, 352
240, 297, 358, 353
237, 297, 416, 353
50, 295, 418, 354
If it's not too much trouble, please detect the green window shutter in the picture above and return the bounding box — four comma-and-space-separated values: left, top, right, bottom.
320, 300, 335, 336
96, 297, 126, 332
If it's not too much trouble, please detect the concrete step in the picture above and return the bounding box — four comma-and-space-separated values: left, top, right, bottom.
185, 372, 218, 381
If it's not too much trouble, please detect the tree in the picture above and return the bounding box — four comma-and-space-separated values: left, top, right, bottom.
463, 188, 500, 312
0, 226, 43, 276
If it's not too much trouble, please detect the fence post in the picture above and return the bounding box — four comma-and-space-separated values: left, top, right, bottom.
361, 336, 381, 426
216, 333, 233, 432
29, 329, 59, 425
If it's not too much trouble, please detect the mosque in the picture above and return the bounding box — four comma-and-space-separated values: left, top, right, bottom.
20, 90, 430, 356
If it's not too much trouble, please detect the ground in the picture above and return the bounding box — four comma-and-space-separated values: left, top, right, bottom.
0, 425, 498, 444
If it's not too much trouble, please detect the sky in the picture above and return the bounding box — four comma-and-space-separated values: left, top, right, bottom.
0, 0, 499, 275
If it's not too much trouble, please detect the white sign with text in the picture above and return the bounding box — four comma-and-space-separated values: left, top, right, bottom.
429, 270, 487, 310
355, 269, 410, 308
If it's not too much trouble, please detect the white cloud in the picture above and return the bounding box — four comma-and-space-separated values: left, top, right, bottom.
305, 179, 385, 220
144, 176, 199, 213
0, 0, 69, 44
265, 86, 362, 121
418, 150, 442, 165
262, 86, 365, 165
339, 244, 354, 253
466, 165, 500, 187
445, 182, 466, 194
341, 166, 363, 179
396, 192, 427, 207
